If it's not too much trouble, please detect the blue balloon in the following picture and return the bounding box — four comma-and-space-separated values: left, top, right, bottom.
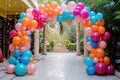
86, 66, 96, 75
69, 13, 75, 20
89, 11, 96, 17
57, 15, 63, 22
84, 57, 94, 66
29, 36, 32, 42
90, 16, 97, 24
96, 12, 103, 20
22, 50, 32, 58
17, 19, 22, 23
91, 41, 98, 48
15, 60, 20, 65
20, 12, 26, 19
85, 6, 91, 13
14, 50, 21, 57
14, 63, 27, 76
62, 10, 70, 21
8, 56, 16, 64
20, 56, 30, 65
86, 36, 92, 42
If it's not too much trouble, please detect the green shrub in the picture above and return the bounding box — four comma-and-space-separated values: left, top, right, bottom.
50, 40, 54, 51
65, 40, 70, 49
68, 43, 76, 52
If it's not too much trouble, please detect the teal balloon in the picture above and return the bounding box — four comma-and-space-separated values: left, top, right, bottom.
85, 6, 91, 13
69, 13, 75, 20
22, 50, 32, 58
86, 36, 92, 42
14, 63, 27, 76
8, 56, 16, 64
89, 11, 96, 17
15, 60, 19, 65
14, 50, 21, 58
20, 56, 30, 65
57, 15, 63, 22
84, 57, 94, 66
90, 16, 97, 24
20, 12, 26, 19
17, 19, 22, 23
62, 10, 70, 21
96, 12, 103, 20
86, 66, 95, 75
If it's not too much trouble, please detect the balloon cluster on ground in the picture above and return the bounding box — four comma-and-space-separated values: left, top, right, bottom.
8, 1, 113, 76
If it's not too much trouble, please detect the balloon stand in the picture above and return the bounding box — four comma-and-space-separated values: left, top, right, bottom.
7, 1, 114, 76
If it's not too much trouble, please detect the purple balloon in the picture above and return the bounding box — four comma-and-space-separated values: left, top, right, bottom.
77, 2, 84, 9
92, 32, 100, 42
81, 9, 89, 18
102, 32, 110, 41
106, 64, 115, 75
73, 9, 80, 16
95, 62, 106, 75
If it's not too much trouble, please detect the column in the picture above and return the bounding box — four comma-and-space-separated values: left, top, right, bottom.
84, 31, 89, 57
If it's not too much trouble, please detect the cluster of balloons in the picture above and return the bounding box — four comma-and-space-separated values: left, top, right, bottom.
39, 1, 60, 20
57, 10, 75, 25
83, 8, 114, 75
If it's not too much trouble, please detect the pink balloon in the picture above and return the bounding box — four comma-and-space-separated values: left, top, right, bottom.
15, 23, 22, 31
57, 6, 62, 13
26, 13, 34, 19
81, 9, 89, 19
102, 32, 110, 41
106, 64, 115, 75
61, 4, 68, 11
84, 27, 92, 36
26, 8, 33, 14
93, 57, 99, 63
95, 62, 106, 75
27, 64, 36, 75
77, 2, 84, 9
9, 44, 14, 52
79, 17, 87, 24
75, 16, 80, 23
86, 42, 92, 51
10, 30, 17, 38
20, 46, 27, 53
98, 41, 107, 49
26, 30, 31, 35
91, 32, 100, 42
6, 64, 15, 74
68, 1, 76, 12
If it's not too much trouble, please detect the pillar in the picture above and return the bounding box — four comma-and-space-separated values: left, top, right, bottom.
84, 31, 89, 57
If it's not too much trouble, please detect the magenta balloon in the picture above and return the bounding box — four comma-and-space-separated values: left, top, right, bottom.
77, 2, 84, 9
73, 9, 80, 16
84, 27, 92, 36
6, 64, 15, 74
92, 32, 100, 42
32, 8, 41, 16
27, 64, 36, 75
10, 30, 17, 38
98, 41, 107, 49
15, 23, 22, 31
81, 9, 89, 19
95, 62, 106, 75
75, 6, 83, 11
106, 64, 115, 75
102, 32, 110, 41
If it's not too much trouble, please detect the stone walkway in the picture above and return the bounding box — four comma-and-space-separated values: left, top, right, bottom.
0, 53, 119, 80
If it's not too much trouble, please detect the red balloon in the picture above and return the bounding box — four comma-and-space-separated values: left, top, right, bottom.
106, 64, 115, 75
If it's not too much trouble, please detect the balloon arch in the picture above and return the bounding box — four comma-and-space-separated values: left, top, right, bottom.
7, 1, 114, 76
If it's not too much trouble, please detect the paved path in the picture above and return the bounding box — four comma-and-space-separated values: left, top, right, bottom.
0, 53, 119, 80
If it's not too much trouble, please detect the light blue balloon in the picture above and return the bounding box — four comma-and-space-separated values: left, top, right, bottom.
91, 41, 98, 48
20, 12, 26, 19
86, 36, 92, 42
84, 57, 94, 66
8, 56, 16, 64
85, 6, 91, 13
62, 10, 70, 21
90, 16, 97, 24
20, 56, 30, 65
89, 11, 96, 17
96, 12, 103, 20
29, 36, 32, 42
14, 50, 21, 58
57, 15, 63, 22
86, 66, 95, 75
14, 63, 27, 76
22, 50, 32, 58
17, 19, 22, 23
15, 60, 19, 65
69, 13, 75, 20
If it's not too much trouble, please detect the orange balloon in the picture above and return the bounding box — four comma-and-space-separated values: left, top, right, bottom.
91, 25, 99, 32
53, 9, 60, 16
12, 36, 21, 46
66, 20, 72, 25
29, 20, 38, 28
82, 23, 87, 28
10, 52, 14, 56
98, 26, 105, 35
91, 49, 96, 54
14, 45, 20, 50
99, 58, 104, 62
17, 31, 22, 37
50, 1, 58, 9
46, 4, 50, 9
21, 35, 30, 44
39, 4, 46, 10
87, 20, 92, 27
95, 48, 104, 59
21, 30, 27, 36
96, 19, 105, 26
49, 7, 54, 12
104, 56, 110, 65
30, 58, 34, 64
89, 53, 95, 58
22, 18, 30, 26
47, 12, 53, 17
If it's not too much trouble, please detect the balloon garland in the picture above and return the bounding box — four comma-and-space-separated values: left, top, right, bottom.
7, 1, 114, 76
